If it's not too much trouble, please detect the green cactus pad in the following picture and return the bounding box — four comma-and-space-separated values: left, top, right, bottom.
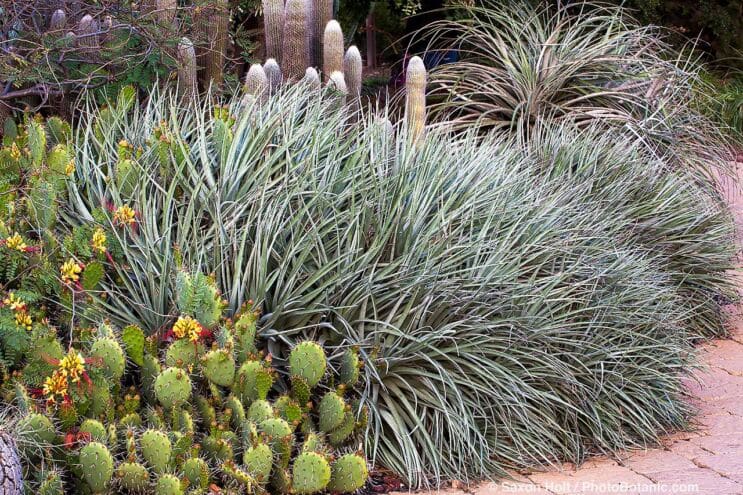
182, 457, 209, 490
18, 412, 57, 451
270, 468, 292, 495
328, 411, 356, 446
141, 429, 172, 474
274, 395, 303, 425
248, 399, 275, 423
195, 395, 217, 426
259, 417, 292, 440
289, 341, 326, 388
38, 469, 64, 495
225, 395, 246, 427
165, 339, 203, 368
328, 453, 368, 493
235, 360, 274, 403
120, 412, 143, 428
301, 433, 324, 454
88, 381, 113, 419
116, 461, 149, 492
201, 349, 236, 387
79, 441, 114, 493
202, 434, 234, 463
79, 418, 107, 443
234, 310, 258, 361
291, 375, 311, 406
243, 443, 273, 483
90, 337, 126, 381
155, 473, 183, 495
339, 347, 361, 387
154, 367, 193, 410
292, 452, 331, 494
318, 391, 347, 433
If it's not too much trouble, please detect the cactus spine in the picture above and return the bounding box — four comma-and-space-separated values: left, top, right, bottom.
322, 20, 343, 81
282, 0, 310, 80
313, 0, 333, 68
405, 56, 427, 143
264, 58, 283, 93
79, 442, 114, 493
262, 0, 285, 63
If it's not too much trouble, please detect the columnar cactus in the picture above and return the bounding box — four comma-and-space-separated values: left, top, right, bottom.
405, 56, 427, 143
302, 67, 321, 90
282, 0, 310, 81
313, 0, 333, 68
198, 0, 230, 89
155, 0, 178, 29
343, 45, 363, 113
322, 20, 343, 81
177, 37, 198, 102
327, 71, 348, 106
244, 63, 269, 103
76, 14, 99, 50
262, 0, 285, 63
49, 9, 66, 30
264, 58, 283, 93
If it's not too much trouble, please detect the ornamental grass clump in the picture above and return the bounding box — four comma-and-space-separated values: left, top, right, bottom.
64, 85, 736, 487
419, 0, 734, 177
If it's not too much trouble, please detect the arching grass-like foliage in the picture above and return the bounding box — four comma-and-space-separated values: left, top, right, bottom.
418, 0, 734, 176
65, 86, 736, 487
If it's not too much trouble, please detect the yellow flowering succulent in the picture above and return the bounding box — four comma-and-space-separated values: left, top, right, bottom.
92, 228, 107, 253
172, 316, 202, 342
114, 205, 136, 226
59, 349, 86, 383
60, 259, 83, 284
5, 232, 27, 252
65, 159, 75, 176
3, 292, 26, 311
15, 311, 32, 331
43, 370, 69, 402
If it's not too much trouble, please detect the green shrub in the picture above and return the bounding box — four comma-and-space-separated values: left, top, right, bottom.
63, 84, 736, 486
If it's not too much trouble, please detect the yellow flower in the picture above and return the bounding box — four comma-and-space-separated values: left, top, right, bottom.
60, 259, 83, 284
3, 292, 26, 311
15, 310, 32, 331
92, 228, 107, 254
114, 205, 136, 226
43, 370, 69, 402
172, 316, 202, 342
5, 232, 27, 252
59, 349, 86, 383
9, 142, 21, 160
65, 159, 75, 176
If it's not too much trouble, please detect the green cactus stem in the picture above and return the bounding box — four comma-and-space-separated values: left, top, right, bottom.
177, 37, 198, 102
155, 473, 183, 495
79, 442, 114, 493
328, 453, 368, 493
282, 0, 310, 80
262, 0, 284, 63
405, 56, 427, 144
154, 366, 193, 410
116, 461, 149, 492
322, 20, 343, 81
289, 341, 326, 388
292, 452, 331, 494
141, 429, 172, 474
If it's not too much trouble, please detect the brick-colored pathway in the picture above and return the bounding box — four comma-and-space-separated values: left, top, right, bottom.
404, 166, 743, 495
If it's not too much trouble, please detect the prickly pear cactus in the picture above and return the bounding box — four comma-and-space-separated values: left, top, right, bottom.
328, 453, 369, 493
292, 451, 331, 493
79, 441, 114, 493
154, 366, 192, 409
289, 341, 326, 388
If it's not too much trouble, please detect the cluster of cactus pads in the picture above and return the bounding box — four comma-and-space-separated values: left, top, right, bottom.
2, 270, 368, 494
